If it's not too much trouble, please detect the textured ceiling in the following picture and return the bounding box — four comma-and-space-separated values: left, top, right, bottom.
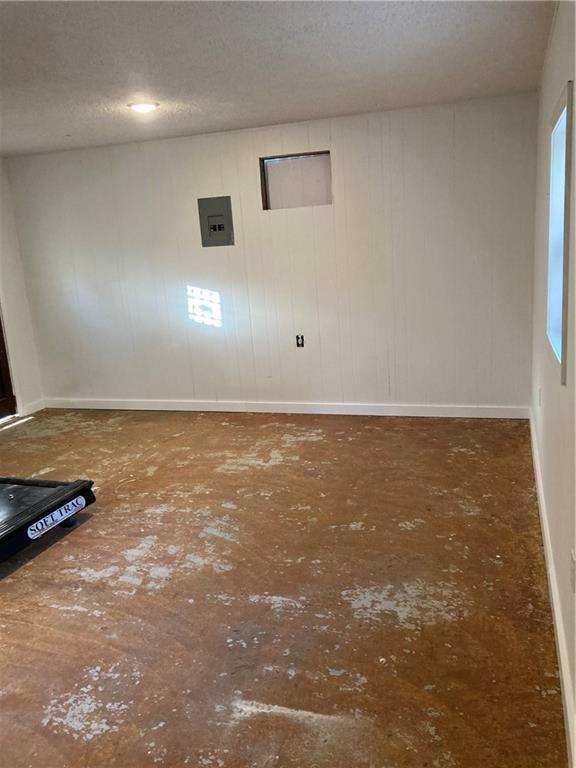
0, 1, 555, 156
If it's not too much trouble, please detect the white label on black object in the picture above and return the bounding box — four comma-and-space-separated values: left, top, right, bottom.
27, 496, 86, 540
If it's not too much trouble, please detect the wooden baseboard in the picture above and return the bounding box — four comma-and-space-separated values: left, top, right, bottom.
41, 397, 530, 419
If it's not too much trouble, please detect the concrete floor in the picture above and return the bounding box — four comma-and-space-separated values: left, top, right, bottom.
0, 410, 567, 768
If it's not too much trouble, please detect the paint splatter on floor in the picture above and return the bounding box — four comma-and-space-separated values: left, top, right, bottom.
0, 410, 567, 767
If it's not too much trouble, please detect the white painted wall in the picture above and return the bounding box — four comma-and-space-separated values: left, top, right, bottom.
0, 161, 42, 414
6, 93, 536, 415
530, 2, 575, 761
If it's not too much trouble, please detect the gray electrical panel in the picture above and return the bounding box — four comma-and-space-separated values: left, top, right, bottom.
198, 196, 234, 247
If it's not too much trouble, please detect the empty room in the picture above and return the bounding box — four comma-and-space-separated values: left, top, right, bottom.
0, 1, 574, 766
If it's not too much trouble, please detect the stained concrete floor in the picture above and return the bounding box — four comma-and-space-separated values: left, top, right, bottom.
0, 410, 567, 768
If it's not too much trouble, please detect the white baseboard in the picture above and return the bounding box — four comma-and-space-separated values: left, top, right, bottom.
41, 397, 530, 419
530, 415, 575, 767
17, 398, 45, 416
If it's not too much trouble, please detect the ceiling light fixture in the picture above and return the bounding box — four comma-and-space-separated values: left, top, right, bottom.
128, 102, 160, 114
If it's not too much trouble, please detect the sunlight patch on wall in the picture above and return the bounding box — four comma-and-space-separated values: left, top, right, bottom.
187, 285, 222, 328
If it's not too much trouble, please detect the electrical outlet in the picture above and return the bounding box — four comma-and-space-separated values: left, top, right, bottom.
296, 334, 304, 348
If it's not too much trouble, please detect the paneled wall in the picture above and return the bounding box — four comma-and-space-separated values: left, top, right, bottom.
0, 161, 42, 414
530, 1, 575, 759
7, 93, 536, 414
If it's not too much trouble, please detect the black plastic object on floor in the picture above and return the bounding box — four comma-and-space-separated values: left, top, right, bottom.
0, 477, 95, 559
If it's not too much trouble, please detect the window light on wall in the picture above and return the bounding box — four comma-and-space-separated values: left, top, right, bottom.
546, 81, 573, 385
259, 151, 332, 210
187, 285, 222, 328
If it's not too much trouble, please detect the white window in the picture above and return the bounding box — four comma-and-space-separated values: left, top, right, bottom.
547, 82, 573, 383
260, 151, 332, 210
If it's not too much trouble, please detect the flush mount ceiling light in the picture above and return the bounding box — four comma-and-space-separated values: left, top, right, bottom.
128, 102, 160, 113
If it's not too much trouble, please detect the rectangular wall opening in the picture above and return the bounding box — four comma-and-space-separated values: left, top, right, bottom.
259, 151, 332, 210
